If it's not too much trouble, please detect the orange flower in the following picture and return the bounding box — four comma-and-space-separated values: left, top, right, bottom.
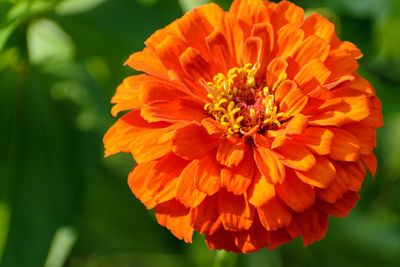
104, 0, 383, 253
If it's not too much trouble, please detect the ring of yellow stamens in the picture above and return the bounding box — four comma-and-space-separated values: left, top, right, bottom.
204, 63, 290, 136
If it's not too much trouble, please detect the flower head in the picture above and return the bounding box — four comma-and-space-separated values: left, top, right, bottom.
104, 0, 383, 253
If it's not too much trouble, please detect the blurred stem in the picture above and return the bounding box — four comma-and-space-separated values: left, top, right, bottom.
213, 250, 238, 267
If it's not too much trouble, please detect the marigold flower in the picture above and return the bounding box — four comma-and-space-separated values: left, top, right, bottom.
104, 0, 383, 253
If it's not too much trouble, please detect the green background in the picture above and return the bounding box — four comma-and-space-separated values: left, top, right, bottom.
1, 0, 399, 266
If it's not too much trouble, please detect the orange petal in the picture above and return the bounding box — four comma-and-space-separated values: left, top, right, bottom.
276, 171, 315, 212
276, 24, 305, 59
251, 22, 274, 74
141, 98, 207, 123
274, 143, 316, 171
233, 216, 270, 253
128, 162, 158, 209
288, 35, 330, 75
242, 36, 263, 65
201, 118, 227, 135
258, 196, 293, 231
177, 11, 214, 62
179, 46, 217, 82
216, 13, 244, 66
266, 57, 288, 90
147, 153, 188, 204
295, 156, 335, 189
219, 190, 255, 231
144, 21, 178, 49
254, 146, 285, 184
316, 191, 359, 218
270, 130, 287, 149
230, 0, 264, 16
253, 132, 272, 148
338, 41, 363, 59
279, 88, 308, 116
103, 111, 174, 163
194, 3, 224, 28
301, 13, 335, 43
285, 113, 308, 135
308, 88, 370, 127
328, 128, 361, 162
291, 127, 334, 155
361, 96, 383, 128
275, 80, 297, 104
271, 0, 304, 29
172, 123, 220, 160
324, 49, 359, 85
316, 162, 349, 203
221, 150, 255, 195
207, 31, 235, 73
216, 137, 245, 167
190, 194, 221, 235
155, 199, 194, 243
343, 123, 375, 155
247, 171, 276, 207
125, 47, 168, 78
111, 75, 152, 116
155, 34, 188, 72
139, 79, 188, 104
237, 1, 269, 24
176, 160, 206, 208
294, 59, 331, 94
195, 152, 222, 195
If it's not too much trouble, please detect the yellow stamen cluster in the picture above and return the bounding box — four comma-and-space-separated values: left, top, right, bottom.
204, 63, 289, 136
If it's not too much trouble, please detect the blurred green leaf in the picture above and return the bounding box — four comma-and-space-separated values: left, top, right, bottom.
27, 18, 75, 65
178, 0, 209, 12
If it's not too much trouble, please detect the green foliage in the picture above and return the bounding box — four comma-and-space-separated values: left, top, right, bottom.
0, 0, 399, 266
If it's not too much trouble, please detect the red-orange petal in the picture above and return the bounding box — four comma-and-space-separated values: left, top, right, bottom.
301, 13, 335, 43
221, 150, 254, 195
258, 196, 293, 231
219, 190, 255, 231
128, 162, 158, 209
216, 137, 245, 168
176, 160, 206, 208
276, 171, 315, 212
205, 227, 241, 253
317, 191, 359, 218
195, 151, 222, 195
155, 199, 194, 243
242, 36, 263, 65
125, 47, 168, 78
190, 194, 221, 235
285, 113, 308, 135
172, 123, 220, 160
271, 0, 304, 29
103, 111, 174, 163
295, 155, 335, 189
247, 171, 276, 207
274, 143, 316, 171
254, 146, 285, 184
266, 57, 288, 90
276, 24, 304, 59
147, 153, 188, 204
292, 127, 334, 155
328, 128, 361, 162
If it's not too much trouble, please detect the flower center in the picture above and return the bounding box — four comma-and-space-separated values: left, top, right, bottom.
204, 63, 289, 136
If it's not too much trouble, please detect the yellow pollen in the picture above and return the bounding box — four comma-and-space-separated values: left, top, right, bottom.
204, 63, 290, 136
